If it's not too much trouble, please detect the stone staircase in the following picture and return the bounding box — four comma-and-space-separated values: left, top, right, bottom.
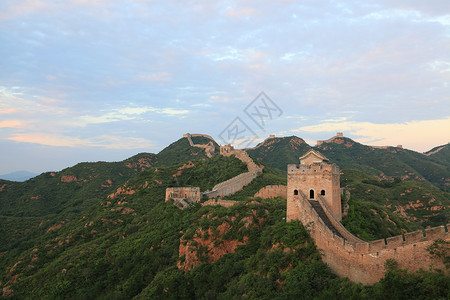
309, 200, 344, 239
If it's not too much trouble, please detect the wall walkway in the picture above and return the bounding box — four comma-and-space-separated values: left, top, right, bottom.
293, 191, 449, 284
184, 133, 215, 158
205, 148, 263, 198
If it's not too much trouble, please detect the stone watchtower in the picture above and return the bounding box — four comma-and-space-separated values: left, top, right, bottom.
287, 149, 342, 221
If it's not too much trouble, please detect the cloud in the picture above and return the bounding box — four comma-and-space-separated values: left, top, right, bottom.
75, 106, 191, 126
225, 6, 258, 19
8, 133, 153, 149
0, 0, 46, 21
0, 108, 18, 114
135, 72, 172, 82
322, 117, 348, 122
0, 120, 22, 128
294, 117, 450, 152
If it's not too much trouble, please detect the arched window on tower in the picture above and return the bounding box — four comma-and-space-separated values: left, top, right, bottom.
294, 189, 299, 195
321, 190, 325, 196
309, 189, 314, 199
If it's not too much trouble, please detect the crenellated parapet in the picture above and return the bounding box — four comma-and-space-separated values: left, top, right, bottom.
184, 133, 216, 158
289, 172, 449, 284
287, 148, 450, 284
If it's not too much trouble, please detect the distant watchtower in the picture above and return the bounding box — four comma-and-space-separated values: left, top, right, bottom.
287, 149, 342, 221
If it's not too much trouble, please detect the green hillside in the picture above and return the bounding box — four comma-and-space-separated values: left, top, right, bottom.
1, 135, 449, 298
156, 136, 218, 166
247, 135, 450, 191
0, 153, 158, 218
341, 169, 450, 241
247, 136, 312, 170
2, 156, 447, 299
426, 143, 450, 167
316, 137, 450, 191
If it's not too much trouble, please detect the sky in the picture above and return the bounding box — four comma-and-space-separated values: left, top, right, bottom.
0, 0, 449, 175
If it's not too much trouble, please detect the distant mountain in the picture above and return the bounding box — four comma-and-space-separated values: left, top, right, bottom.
425, 143, 450, 166
156, 135, 219, 166
0, 136, 221, 219
0, 170, 37, 182
248, 135, 450, 191
247, 136, 312, 170
315, 136, 450, 191
0, 153, 158, 218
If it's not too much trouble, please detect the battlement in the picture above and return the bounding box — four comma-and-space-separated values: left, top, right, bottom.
185, 133, 216, 157
290, 190, 449, 284
287, 163, 339, 174
183, 133, 215, 141
288, 149, 342, 221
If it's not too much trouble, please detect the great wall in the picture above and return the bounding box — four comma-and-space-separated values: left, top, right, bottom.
316, 132, 403, 149
165, 135, 263, 207
183, 133, 216, 158
167, 133, 449, 284
287, 149, 449, 284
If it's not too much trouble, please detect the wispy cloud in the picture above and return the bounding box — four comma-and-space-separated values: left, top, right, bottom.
8, 133, 153, 149
294, 117, 450, 152
0, 120, 22, 128
135, 72, 172, 82
1, 0, 449, 173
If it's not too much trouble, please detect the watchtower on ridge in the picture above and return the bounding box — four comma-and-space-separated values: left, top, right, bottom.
287, 149, 342, 221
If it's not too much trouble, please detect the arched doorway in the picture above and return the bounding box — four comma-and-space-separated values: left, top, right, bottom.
294, 189, 299, 195
309, 189, 314, 199
321, 190, 325, 196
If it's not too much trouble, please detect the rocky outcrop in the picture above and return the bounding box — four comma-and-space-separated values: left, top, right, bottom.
178, 221, 248, 271
178, 211, 261, 271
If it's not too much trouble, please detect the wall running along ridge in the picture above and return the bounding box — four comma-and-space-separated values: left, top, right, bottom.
289, 191, 449, 284
201, 199, 239, 207
166, 135, 263, 209
183, 133, 216, 158
204, 145, 262, 198
254, 185, 287, 199
287, 148, 449, 284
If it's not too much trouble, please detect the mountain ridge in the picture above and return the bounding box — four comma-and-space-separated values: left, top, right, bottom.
0, 170, 38, 182
1, 133, 449, 298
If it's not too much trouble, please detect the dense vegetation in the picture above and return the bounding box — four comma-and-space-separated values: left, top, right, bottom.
248, 136, 450, 191
156, 137, 217, 166
1, 135, 449, 299
341, 169, 450, 240
247, 136, 312, 171
426, 144, 450, 167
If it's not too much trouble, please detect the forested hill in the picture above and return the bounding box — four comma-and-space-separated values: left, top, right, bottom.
1, 134, 449, 298
0, 136, 217, 219
248, 135, 450, 191
246, 136, 312, 170
426, 143, 450, 166
0, 153, 158, 218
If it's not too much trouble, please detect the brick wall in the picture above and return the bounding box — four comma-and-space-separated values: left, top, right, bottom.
254, 185, 287, 199
205, 147, 262, 198
289, 192, 449, 284
202, 199, 238, 207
